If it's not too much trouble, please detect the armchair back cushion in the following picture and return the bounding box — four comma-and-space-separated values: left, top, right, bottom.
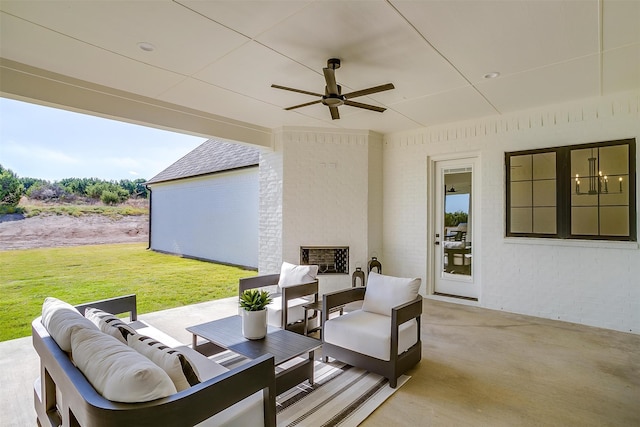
277, 262, 318, 289
362, 272, 421, 316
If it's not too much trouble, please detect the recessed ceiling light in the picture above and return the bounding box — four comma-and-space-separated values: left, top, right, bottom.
137, 42, 155, 52
483, 71, 500, 79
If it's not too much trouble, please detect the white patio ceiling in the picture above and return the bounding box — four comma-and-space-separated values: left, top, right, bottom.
1, 0, 638, 141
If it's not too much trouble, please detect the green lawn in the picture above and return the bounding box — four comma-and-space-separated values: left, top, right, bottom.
0, 243, 256, 341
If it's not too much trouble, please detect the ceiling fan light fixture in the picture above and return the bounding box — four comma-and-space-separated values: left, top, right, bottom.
322, 95, 345, 107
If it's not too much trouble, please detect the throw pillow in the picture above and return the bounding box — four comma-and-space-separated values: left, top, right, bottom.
41, 297, 99, 352
277, 262, 319, 288
127, 333, 201, 392
84, 307, 136, 344
362, 272, 421, 316
71, 328, 176, 402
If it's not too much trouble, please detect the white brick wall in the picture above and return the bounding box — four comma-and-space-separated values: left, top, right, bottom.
368, 132, 384, 259
260, 128, 383, 295
258, 140, 283, 274
382, 91, 640, 333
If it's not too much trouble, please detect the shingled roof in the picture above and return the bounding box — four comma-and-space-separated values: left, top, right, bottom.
146, 139, 260, 184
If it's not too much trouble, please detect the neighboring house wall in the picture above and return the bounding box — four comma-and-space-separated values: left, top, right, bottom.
149, 168, 259, 268
259, 128, 383, 296
382, 91, 640, 334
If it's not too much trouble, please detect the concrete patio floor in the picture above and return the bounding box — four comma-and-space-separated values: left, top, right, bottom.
2, 297, 639, 426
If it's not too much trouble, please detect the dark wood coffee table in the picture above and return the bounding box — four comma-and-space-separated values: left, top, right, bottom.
187, 315, 321, 394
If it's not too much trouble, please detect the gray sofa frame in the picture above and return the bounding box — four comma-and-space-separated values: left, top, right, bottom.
322, 287, 423, 388
239, 274, 318, 335
33, 294, 277, 427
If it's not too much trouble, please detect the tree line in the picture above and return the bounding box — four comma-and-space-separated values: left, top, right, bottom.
0, 164, 148, 208
445, 211, 469, 227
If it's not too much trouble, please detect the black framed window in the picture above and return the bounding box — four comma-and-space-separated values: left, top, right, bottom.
506, 138, 636, 241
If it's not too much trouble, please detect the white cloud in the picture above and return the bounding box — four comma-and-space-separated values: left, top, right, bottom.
1, 98, 206, 181
104, 156, 140, 169
3, 140, 79, 164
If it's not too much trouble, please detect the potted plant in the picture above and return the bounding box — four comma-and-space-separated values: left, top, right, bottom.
239, 289, 272, 340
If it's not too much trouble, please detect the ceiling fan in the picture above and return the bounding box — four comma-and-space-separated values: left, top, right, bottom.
271, 58, 395, 120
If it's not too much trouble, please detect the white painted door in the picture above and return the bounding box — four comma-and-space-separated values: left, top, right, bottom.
433, 158, 479, 299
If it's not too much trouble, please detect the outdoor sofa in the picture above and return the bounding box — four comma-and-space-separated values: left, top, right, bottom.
32, 294, 276, 427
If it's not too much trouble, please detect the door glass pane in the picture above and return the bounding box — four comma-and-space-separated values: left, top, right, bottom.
443, 172, 471, 276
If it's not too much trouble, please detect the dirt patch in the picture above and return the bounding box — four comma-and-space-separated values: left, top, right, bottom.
0, 214, 149, 250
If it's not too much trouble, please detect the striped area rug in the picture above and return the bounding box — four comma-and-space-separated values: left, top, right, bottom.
210, 351, 409, 427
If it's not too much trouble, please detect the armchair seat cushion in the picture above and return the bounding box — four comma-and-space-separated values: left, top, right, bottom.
324, 310, 418, 361
266, 296, 308, 328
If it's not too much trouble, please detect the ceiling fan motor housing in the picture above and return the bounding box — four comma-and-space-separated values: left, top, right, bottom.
323, 83, 344, 106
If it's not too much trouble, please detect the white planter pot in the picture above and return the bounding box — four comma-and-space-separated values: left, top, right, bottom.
242, 309, 267, 340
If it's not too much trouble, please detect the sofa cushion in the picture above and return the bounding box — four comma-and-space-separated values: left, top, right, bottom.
277, 262, 318, 289
362, 272, 421, 316
173, 345, 229, 380
85, 307, 136, 344
41, 297, 99, 352
129, 320, 184, 348
324, 310, 419, 361
71, 328, 176, 402
128, 333, 201, 392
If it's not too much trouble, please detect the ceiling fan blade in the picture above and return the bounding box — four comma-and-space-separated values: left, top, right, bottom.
329, 106, 340, 120
323, 68, 339, 95
284, 99, 322, 110
271, 84, 323, 98
343, 83, 395, 99
344, 100, 386, 112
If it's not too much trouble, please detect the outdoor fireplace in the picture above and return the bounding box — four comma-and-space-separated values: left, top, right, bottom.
300, 246, 349, 275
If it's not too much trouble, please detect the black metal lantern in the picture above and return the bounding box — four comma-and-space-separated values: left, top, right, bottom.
352, 267, 365, 287
367, 257, 382, 274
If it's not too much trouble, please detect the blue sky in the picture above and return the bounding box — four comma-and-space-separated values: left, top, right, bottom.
445, 193, 469, 213
0, 98, 206, 182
